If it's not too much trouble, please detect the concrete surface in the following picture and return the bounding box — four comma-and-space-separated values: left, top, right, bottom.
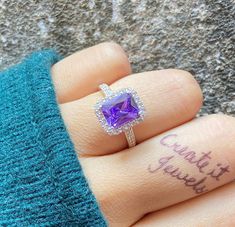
0, 0, 234, 115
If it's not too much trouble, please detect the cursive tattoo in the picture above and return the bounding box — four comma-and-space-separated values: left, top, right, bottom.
159, 134, 230, 179
207, 163, 230, 181
147, 133, 230, 195
148, 155, 208, 194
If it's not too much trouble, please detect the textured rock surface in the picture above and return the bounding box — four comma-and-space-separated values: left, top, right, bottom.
0, 0, 234, 115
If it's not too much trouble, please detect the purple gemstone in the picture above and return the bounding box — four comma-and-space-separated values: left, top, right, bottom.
101, 93, 140, 128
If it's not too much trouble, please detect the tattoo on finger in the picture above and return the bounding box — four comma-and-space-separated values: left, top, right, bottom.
147, 134, 230, 195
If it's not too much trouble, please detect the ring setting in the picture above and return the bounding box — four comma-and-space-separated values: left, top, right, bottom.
94, 83, 146, 147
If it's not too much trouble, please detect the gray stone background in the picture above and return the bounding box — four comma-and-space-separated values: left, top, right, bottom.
0, 0, 234, 115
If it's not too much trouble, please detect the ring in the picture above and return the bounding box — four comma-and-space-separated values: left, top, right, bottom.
94, 83, 146, 148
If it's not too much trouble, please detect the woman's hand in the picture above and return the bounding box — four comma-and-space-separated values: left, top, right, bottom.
51, 42, 235, 226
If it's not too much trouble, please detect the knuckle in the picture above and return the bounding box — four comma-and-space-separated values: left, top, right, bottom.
167, 69, 203, 113
101, 42, 126, 59
205, 114, 235, 140
102, 41, 123, 51
172, 69, 200, 90
215, 211, 235, 226
100, 41, 131, 73
207, 113, 235, 126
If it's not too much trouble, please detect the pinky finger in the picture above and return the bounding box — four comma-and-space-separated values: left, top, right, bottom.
134, 182, 235, 227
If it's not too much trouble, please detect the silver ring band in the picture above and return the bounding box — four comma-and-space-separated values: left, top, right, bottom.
124, 128, 136, 148
99, 83, 112, 96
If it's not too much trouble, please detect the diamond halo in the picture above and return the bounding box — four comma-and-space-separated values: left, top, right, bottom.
94, 87, 146, 136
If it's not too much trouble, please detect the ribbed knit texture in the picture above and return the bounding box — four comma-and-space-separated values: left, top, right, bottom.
0, 50, 107, 226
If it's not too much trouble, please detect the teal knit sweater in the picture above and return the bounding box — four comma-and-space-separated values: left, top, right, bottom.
0, 51, 107, 226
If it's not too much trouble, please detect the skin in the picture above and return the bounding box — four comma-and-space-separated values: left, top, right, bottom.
51, 42, 235, 226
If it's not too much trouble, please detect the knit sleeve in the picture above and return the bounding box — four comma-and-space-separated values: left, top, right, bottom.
0, 50, 107, 226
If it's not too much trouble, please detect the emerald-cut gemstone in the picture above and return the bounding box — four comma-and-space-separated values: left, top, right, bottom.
101, 93, 140, 129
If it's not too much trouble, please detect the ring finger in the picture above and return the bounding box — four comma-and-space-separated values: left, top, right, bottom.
60, 69, 202, 155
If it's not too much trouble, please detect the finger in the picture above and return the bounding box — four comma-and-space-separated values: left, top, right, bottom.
51, 42, 131, 103
134, 182, 235, 227
81, 114, 235, 226
61, 69, 202, 155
